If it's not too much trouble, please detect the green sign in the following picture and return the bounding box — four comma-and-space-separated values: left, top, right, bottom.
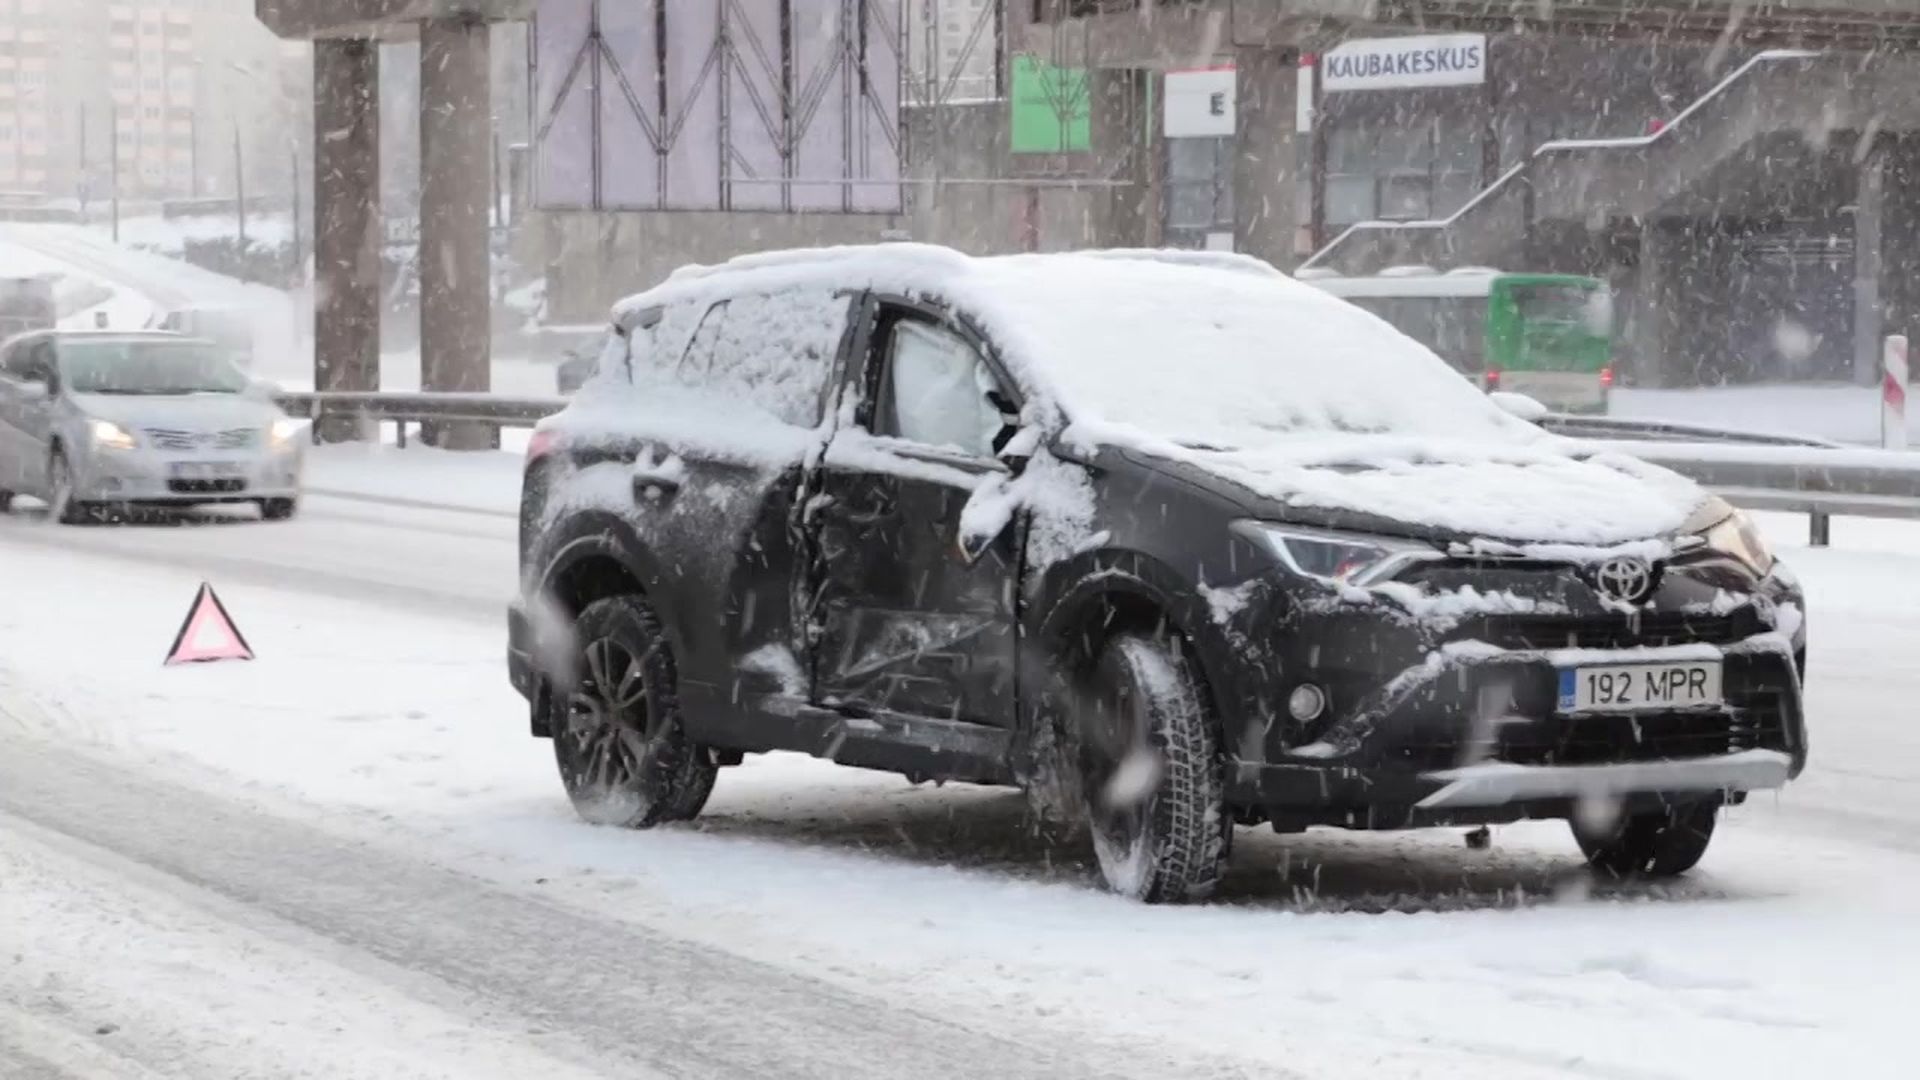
1009, 55, 1089, 154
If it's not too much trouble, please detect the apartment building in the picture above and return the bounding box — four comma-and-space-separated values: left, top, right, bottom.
0, 0, 58, 193
0, 0, 307, 203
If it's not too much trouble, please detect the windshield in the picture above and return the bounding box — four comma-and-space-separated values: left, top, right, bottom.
57, 340, 250, 396
970, 256, 1534, 450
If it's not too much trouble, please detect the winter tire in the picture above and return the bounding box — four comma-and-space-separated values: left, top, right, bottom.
1076, 632, 1228, 903
0, 489, 12, 512
260, 498, 298, 521
47, 450, 90, 525
549, 595, 718, 828
1573, 799, 1718, 878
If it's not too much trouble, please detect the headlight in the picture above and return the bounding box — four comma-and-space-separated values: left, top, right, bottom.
1702, 509, 1774, 575
269, 418, 302, 449
90, 419, 136, 451
1236, 523, 1435, 587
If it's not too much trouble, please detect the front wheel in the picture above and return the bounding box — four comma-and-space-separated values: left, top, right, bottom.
548, 595, 717, 828
260, 498, 298, 521
47, 450, 91, 525
1573, 800, 1719, 878
1075, 632, 1229, 903
0, 489, 13, 513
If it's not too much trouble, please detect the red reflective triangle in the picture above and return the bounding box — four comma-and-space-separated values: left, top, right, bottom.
163, 583, 255, 665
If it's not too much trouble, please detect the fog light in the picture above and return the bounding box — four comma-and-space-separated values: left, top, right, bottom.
1288, 684, 1326, 723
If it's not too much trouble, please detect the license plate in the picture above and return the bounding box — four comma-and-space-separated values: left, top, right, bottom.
169, 462, 243, 479
1557, 661, 1723, 713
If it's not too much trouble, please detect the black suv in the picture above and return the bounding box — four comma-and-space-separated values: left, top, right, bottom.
508, 245, 1807, 903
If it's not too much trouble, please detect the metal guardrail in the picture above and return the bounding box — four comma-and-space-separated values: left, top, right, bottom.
273, 392, 1920, 546
1534, 413, 1840, 448
276, 390, 563, 448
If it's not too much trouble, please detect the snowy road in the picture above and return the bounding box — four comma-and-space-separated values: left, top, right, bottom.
2, 474, 1917, 1076
2, 232, 1915, 1075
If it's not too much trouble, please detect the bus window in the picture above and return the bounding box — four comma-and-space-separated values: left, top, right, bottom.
1510, 283, 1611, 333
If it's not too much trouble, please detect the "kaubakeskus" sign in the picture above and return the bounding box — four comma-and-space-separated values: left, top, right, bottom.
1322, 34, 1487, 93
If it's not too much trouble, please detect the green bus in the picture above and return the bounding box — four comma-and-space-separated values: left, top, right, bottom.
1300, 268, 1615, 413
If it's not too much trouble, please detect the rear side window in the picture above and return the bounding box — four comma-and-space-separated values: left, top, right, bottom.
640, 289, 849, 427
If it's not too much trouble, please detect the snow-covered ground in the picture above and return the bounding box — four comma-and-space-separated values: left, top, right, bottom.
4, 228, 1917, 1073
1612, 383, 1919, 446
1, 480, 1915, 1076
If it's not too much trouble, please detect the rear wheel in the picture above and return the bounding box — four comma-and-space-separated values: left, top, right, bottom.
1075, 632, 1229, 903
1573, 800, 1719, 878
0, 490, 12, 512
548, 595, 717, 828
259, 498, 298, 521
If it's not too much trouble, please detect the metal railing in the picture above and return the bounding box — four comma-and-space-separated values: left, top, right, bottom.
276, 390, 563, 448
276, 391, 1920, 546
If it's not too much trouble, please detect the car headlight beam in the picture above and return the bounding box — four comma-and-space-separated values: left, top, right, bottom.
90, 419, 137, 451
1236, 522, 1436, 588
1702, 509, 1774, 575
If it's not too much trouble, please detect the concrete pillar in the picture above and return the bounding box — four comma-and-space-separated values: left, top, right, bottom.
1854, 146, 1886, 387
1086, 69, 1152, 248
1233, 46, 1300, 270
312, 39, 381, 443
419, 17, 494, 449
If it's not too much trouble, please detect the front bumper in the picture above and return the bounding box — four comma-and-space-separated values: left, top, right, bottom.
74, 445, 304, 503
1216, 552, 1808, 827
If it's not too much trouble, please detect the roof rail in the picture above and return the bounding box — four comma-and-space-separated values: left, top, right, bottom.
664, 242, 972, 284
1061, 248, 1284, 278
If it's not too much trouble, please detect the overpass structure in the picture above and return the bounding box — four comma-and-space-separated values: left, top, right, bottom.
255, 1, 531, 447
251, 1, 1920, 434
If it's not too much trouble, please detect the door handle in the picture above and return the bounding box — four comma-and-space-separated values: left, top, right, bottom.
631, 471, 681, 503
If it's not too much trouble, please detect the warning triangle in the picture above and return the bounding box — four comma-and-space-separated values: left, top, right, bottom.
164, 583, 255, 665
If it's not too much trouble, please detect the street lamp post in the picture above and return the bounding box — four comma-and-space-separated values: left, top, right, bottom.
233, 121, 247, 251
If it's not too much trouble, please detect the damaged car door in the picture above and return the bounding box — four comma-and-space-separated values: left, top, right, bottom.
804, 298, 1023, 734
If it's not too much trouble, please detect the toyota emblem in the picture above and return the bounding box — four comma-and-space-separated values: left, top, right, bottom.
1593, 556, 1656, 604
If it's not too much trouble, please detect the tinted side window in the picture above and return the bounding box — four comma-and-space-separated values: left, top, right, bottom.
650, 290, 848, 426
880, 320, 1003, 459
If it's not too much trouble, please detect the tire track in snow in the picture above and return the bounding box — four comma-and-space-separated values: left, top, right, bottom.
0, 734, 1152, 1080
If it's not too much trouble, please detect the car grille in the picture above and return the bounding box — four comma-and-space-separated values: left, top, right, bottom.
1501, 689, 1789, 766
145, 427, 258, 451
1453, 610, 1762, 651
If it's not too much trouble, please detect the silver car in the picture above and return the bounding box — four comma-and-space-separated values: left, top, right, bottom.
0, 330, 304, 523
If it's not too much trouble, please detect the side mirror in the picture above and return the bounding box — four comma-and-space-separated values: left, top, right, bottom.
985, 389, 1029, 471
247, 379, 281, 400
1490, 390, 1549, 421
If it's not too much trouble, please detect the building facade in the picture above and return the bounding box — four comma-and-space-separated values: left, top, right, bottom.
0, 0, 307, 205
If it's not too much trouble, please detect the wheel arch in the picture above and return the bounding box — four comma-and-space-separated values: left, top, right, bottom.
1027, 548, 1239, 757
526, 512, 692, 736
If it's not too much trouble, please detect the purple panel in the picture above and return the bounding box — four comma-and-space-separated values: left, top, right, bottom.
852, 0, 904, 213
790, 0, 847, 212
663, 2, 722, 210
597, 0, 662, 210
725, 0, 787, 211
533, 0, 596, 210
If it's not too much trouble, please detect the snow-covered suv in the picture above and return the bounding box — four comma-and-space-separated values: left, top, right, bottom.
507, 244, 1807, 903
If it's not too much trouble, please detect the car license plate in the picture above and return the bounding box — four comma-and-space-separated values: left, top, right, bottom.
1557, 661, 1723, 713
170, 462, 243, 480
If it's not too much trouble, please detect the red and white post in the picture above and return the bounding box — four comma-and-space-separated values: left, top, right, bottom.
1884, 335, 1909, 451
